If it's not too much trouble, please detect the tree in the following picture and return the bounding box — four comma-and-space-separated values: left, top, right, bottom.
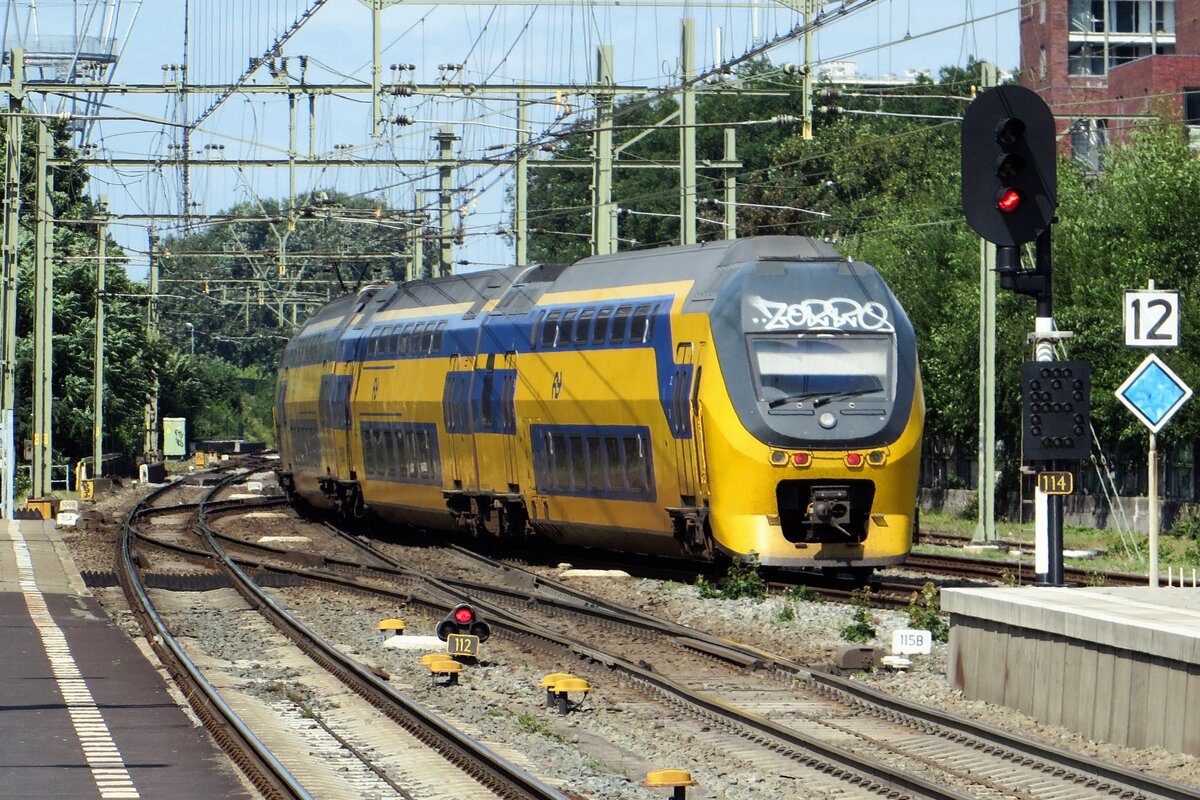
3, 119, 164, 466
161, 191, 411, 370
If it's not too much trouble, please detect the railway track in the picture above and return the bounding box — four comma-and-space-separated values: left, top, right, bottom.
190, 491, 1198, 800
117, 467, 569, 800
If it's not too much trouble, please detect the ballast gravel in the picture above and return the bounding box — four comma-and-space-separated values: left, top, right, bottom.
61, 482, 1200, 798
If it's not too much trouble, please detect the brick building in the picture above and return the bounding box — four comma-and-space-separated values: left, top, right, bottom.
1020, 0, 1200, 165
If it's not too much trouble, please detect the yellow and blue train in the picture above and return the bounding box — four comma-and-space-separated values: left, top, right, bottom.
275, 236, 924, 570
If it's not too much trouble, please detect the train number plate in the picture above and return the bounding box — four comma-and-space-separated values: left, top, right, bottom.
1036, 471, 1074, 495
446, 633, 480, 657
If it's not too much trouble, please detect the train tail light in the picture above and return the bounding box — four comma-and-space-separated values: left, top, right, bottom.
844, 452, 864, 468
866, 450, 887, 466
792, 452, 811, 467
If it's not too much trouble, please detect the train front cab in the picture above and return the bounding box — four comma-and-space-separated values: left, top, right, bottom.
700, 258, 924, 570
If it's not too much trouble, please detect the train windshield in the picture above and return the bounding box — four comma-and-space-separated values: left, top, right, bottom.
751, 334, 892, 405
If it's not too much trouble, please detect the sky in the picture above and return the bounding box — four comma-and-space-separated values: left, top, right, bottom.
3, 0, 1020, 279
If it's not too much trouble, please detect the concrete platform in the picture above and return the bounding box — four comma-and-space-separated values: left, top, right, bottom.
942, 585, 1200, 755
0, 518, 253, 799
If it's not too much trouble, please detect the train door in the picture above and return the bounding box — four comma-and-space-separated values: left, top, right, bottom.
501, 352, 520, 491
668, 341, 710, 556
443, 354, 478, 492
319, 371, 354, 479
670, 342, 702, 504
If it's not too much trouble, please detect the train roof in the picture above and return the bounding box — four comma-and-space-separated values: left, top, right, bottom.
550, 236, 845, 293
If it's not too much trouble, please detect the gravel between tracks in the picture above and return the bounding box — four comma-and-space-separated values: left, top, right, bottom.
62, 480, 1200, 798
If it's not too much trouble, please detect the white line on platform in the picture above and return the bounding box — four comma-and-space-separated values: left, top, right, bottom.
9, 522, 141, 799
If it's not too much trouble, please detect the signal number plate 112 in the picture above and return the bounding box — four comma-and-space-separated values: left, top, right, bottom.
1037, 471, 1073, 495
446, 633, 480, 657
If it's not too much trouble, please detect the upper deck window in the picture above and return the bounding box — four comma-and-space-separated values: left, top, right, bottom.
575, 309, 595, 345
592, 307, 614, 344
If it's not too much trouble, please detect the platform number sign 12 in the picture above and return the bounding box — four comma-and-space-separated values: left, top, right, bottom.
1125, 290, 1179, 348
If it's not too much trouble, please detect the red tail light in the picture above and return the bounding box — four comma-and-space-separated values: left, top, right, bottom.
845, 452, 863, 467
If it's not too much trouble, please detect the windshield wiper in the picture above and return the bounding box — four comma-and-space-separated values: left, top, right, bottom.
767, 387, 881, 409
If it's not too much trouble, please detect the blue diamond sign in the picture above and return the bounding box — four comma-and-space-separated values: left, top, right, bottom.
1115, 354, 1192, 434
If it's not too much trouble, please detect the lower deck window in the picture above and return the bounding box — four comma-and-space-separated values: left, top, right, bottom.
532, 424, 654, 500
360, 421, 441, 485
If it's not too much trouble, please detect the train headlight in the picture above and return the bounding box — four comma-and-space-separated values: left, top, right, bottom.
866, 450, 887, 466
792, 452, 811, 467
844, 452, 864, 468
770, 450, 788, 466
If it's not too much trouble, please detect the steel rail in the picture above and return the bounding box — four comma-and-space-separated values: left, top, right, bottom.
195, 474, 570, 800
119, 474, 313, 800
323, 525, 1200, 800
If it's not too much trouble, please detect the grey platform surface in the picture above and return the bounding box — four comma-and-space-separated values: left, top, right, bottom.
943, 584, 1200, 755
0, 518, 253, 799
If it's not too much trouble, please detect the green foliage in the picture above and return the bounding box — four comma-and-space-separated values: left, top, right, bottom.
775, 604, 796, 623
786, 584, 824, 604
957, 495, 979, 522
1168, 511, 1200, 540
516, 712, 563, 741
905, 582, 949, 642
841, 587, 877, 643
695, 553, 766, 602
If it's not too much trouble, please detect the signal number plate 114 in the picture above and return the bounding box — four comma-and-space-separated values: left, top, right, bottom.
446, 633, 480, 657
1036, 471, 1073, 495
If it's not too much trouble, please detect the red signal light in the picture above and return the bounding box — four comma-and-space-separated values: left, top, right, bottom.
996, 188, 1022, 213
453, 606, 475, 624
845, 452, 864, 467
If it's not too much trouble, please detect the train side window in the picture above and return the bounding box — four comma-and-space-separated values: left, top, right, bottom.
586, 435, 604, 491
367, 330, 379, 356
540, 311, 561, 348
568, 434, 585, 490
387, 326, 399, 355
611, 305, 633, 343
559, 310, 578, 347
629, 304, 652, 343
575, 309, 595, 345
405, 430, 418, 477
442, 379, 456, 432
500, 373, 517, 433
605, 436, 624, 491
395, 430, 409, 478
371, 427, 383, 478
480, 371, 496, 428
416, 431, 430, 480
378, 428, 389, 478
531, 311, 546, 349
361, 426, 374, 476
624, 435, 647, 492
550, 432, 568, 489
592, 307, 614, 344
432, 321, 447, 353
399, 324, 412, 355
420, 323, 435, 354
